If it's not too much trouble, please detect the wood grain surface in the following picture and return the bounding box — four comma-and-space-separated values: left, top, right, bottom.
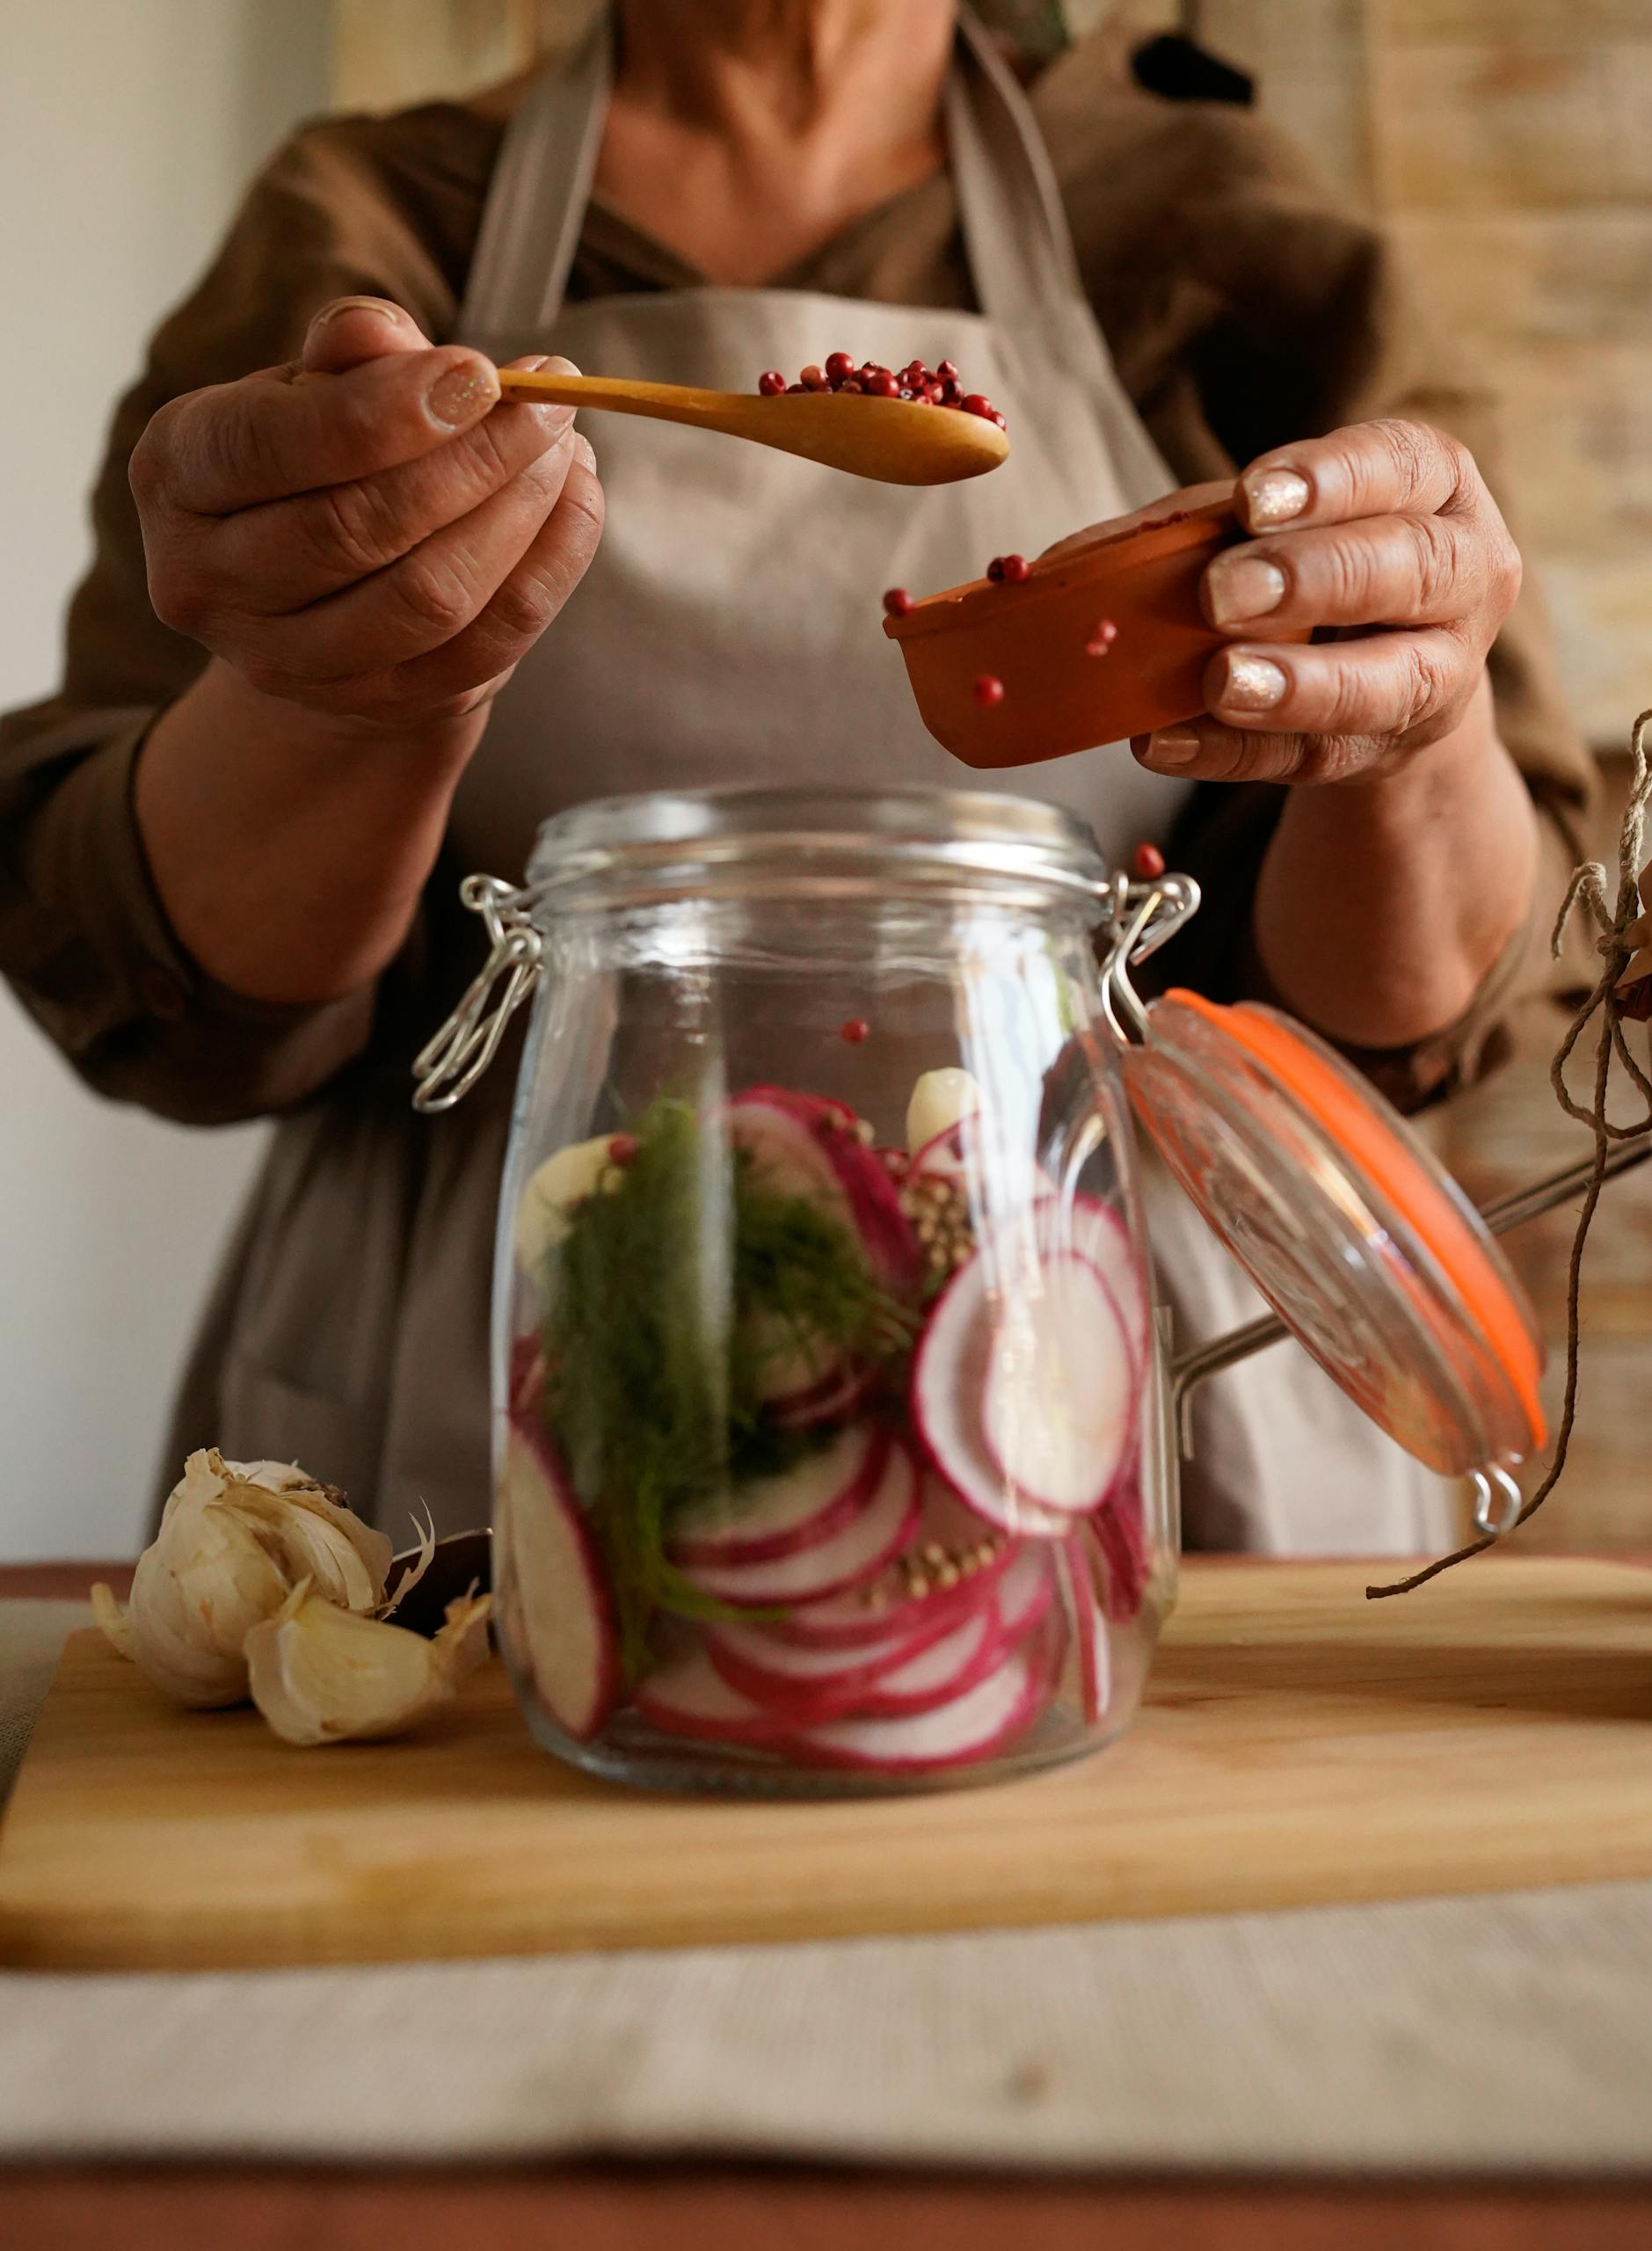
3, 1556, 1648, 1973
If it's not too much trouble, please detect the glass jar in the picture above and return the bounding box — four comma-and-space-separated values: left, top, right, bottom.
415, 783, 1546, 1796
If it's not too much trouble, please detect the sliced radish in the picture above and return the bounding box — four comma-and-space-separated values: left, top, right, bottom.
1091, 1481, 1152, 1623
731, 1087, 920, 1295
1039, 1192, 1151, 1369
770, 1362, 874, 1431
911, 1256, 1072, 1538
993, 1543, 1059, 1643
769, 1478, 1015, 1649
670, 1424, 884, 1570
679, 1439, 921, 1607
747, 1308, 841, 1406
704, 1610, 946, 1718
852, 1601, 1002, 1718
788, 1638, 1048, 1774
980, 1251, 1133, 1514
1059, 1536, 1111, 1723
633, 1643, 787, 1745
496, 1424, 618, 1743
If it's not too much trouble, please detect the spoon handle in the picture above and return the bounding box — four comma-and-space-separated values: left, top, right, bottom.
497, 368, 736, 429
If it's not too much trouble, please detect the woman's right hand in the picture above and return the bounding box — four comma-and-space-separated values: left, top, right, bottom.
129, 295, 604, 735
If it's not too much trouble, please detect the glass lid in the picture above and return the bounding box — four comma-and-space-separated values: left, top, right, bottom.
1124, 990, 1546, 1479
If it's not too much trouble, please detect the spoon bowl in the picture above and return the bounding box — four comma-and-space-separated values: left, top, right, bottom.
498, 368, 1010, 486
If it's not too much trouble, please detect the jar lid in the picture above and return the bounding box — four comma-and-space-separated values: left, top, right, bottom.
1124, 990, 1546, 1477
522, 783, 1112, 912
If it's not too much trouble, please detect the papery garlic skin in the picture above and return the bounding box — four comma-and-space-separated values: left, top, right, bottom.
906, 1067, 983, 1155
92, 1449, 390, 1709
246, 1584, 491, 1746
513, 1135, 619, 1275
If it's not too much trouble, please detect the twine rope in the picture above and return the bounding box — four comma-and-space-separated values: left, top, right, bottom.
1368, 708, 1652, 1600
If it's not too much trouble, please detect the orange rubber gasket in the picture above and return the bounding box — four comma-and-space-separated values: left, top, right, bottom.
1163, 989, 1546, 1446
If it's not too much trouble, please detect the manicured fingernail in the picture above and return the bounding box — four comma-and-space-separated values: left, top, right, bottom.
429, 357, 500, 425
572, 433, 596, 471
1241, 469, 1310, 527
1138, 726, 1202, 769
1218, 652, 1289, 710
314, 295, 403, 328
1205, 552, 1286, 627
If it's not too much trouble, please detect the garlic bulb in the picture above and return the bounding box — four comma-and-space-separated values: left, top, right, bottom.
906, 1067, 983, 1155
92, 1449, 391, 1708
245, 1584, 491, 1746
513, 1133, 622, 1274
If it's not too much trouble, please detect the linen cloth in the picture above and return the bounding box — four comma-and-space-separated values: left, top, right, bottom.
4, 1599, 1648, 2175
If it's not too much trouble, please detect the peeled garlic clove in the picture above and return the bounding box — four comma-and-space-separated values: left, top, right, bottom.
245, 1584, 492, 1747
906, 1067, 983, 1155
513, 1134, 621, 1275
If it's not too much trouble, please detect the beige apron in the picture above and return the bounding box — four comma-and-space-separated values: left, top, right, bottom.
192, 6, 1444, 1553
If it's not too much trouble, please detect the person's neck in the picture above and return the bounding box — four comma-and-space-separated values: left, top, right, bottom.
600, 0, 957, 287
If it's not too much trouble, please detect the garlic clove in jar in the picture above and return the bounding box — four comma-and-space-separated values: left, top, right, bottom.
906, 1067, 983, 1155
513, 1134, 623, 1275
245, 1583, 492, 1746
91, 1448, 391, 1709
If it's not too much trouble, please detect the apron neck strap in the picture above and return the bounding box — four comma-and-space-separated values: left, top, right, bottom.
946, 8, 1091, 331
462, 11, 613, 339
461, 4, 1095, 341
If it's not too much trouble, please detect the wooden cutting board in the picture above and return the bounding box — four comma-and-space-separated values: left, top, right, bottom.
2, 1556, 1649, 1972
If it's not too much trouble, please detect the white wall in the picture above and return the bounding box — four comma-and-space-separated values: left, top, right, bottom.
0, 1, 332, 1558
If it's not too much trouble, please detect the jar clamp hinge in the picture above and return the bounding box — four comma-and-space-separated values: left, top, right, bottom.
1095, 872, 1202, 1047
412, 876, 543, 1114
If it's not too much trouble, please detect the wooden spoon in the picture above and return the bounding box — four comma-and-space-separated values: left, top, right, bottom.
496, 368, 1010, 486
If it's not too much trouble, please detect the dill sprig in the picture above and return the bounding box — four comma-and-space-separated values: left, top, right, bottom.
542, 1097, 913, 1677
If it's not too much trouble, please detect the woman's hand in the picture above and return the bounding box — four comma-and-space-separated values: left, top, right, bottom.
1133, 419, 1521, 783
130, 295, 603, 734
129, 297, 605, 1009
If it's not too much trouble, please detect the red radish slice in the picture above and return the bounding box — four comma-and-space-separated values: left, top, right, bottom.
852, 1602, 1002, 1718
508, 1333, 547, 1421
1092, 1482, 1151, 1623
634, 1644, 787, 1745
789, 1639, 1048, 1774
771, 1363, 873, 1431
1059, 1536, 1111, 1723
911, 1256, 1071, 1538
680, 1439, 921, 1607
732, 1088, 921, 1295
993, 1543, 1059, 1643
1039, 1193, 1150, 1369
771, 1479, 1015, 1649
981, 1252, 1133, 1515
670, 1424, 882, 1569
496, 1424, 618, 1743
705, 1610, 947, 1717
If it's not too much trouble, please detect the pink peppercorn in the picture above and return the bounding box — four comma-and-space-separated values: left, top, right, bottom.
757, 370, 785, 397
961, 393, 993, 419
801, 364, 827, 390
1132, 842, 1167, 882
824, 351, 855, 383
986, 553, 1029, 584
1085, 617, 1118, 658
883, 587, 914, 617
839, 1017, 870, 1045
972, 674, 1005, 708
608, 1133, 640, 1167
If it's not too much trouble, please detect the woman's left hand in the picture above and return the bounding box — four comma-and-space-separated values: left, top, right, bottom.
1135, 419, 1523, 786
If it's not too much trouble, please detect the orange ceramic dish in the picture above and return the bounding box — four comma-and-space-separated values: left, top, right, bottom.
1170, 989, 1547, 1450
881, 493, 1311, 769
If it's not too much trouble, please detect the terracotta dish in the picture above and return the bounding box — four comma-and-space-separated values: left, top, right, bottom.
882, 492, 1310, 769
